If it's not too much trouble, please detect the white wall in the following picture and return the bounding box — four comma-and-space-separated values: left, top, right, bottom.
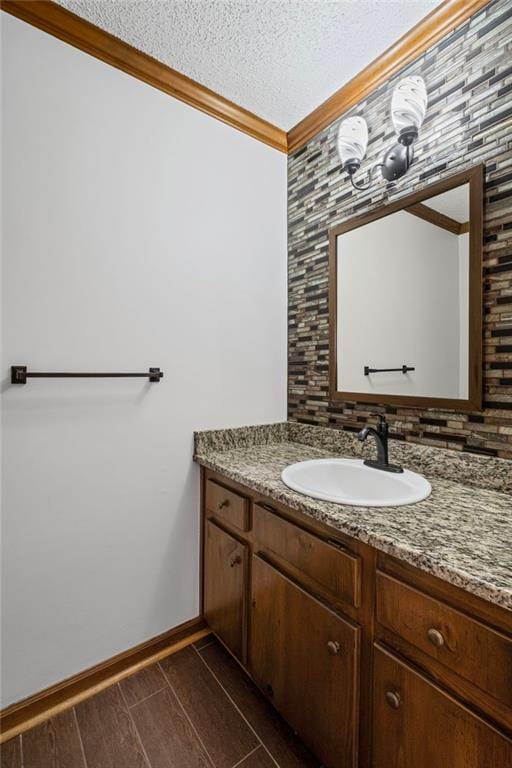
458, 232, 470, 398
337, 210, 467, 399
1, 14, 287, 707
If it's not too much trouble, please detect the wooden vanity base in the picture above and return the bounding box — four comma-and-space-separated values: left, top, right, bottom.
200, 467, 512, 768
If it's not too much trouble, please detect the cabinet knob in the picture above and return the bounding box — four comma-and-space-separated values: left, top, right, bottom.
218, 499, 230, 509
229, 554, 242, 568
427, 628, 445, 648
385, 691, 401, 710
327, 640, 341, 656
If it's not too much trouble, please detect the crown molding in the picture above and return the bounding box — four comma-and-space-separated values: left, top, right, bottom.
287, 0, 491, 154
0, 0, 288, 153
1, 0, 493, 156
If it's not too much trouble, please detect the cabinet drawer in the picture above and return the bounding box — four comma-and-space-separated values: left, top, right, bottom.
376, 571, 512, 710
373, 645, 512, 768
253, 503, 361, 608
204, 519, 247, 662
250, 555, 359, 768
205, 479, 249, 531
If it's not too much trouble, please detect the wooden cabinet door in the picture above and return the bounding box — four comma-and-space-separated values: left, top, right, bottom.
373, 645, 512, 768
204, 519, 247, 662
250, 555, 359, 768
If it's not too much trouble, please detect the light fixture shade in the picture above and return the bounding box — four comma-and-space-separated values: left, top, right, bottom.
337, 116, 368, 167
391, 76, 428, 137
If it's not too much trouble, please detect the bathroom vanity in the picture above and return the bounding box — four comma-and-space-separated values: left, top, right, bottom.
190, 162, 512, 766
195, 424, 512, 768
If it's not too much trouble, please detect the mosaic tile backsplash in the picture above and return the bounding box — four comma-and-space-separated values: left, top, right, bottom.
287, 0, 512, 460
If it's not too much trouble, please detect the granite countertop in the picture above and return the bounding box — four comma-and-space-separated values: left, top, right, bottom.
194, 423, 512, 611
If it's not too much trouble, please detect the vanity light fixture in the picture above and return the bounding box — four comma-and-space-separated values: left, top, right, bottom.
337, 76, 428, 191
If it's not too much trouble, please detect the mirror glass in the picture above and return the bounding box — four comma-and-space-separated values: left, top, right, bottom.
335, 182, 471, 401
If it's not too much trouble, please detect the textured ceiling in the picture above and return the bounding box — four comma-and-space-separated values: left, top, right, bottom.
56, 0, 440, 129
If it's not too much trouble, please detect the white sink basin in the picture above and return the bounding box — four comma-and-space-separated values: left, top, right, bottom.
281, 458, 431, 507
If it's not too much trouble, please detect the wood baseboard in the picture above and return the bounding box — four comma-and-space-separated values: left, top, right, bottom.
0, 617, 210, 743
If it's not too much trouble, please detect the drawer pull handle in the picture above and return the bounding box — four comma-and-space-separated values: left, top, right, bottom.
327, 640, 341, 656
218, 499, 230, 510
229, 554, 242, 568
385, 691, 401, 710
427, 628, 445, 648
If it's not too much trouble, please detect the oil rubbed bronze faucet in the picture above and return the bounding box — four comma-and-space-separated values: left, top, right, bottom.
357, 415, 403, 473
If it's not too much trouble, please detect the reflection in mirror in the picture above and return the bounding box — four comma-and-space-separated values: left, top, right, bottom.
330, 166, 482, 409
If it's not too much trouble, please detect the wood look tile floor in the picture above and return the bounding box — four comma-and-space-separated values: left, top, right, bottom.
1, 637, 320, 768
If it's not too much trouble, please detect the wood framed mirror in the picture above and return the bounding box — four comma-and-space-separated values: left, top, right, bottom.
328, 164, 483, 411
